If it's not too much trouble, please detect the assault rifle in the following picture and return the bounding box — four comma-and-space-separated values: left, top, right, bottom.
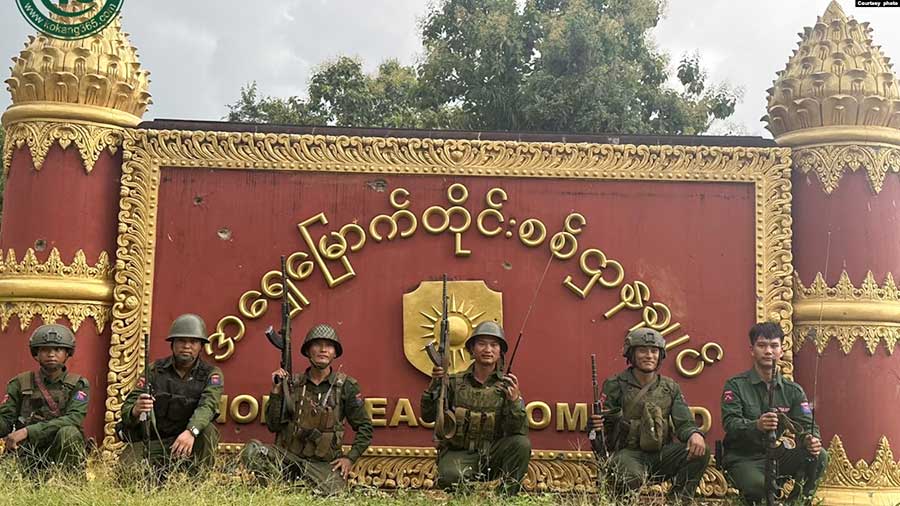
265, 256, 295, 420
764, 365, 780, 506
588, 354, 609, 460
139, 331, 153, 461
424, 274, 456, 440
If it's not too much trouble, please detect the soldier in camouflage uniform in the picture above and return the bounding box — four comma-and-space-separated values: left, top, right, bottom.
721, 322, 827, 505
240, 324, 373, 495
119, 314, 223, 471
0, 324, 89, 470
589, 328, 709, 501
420, 321, 531, 495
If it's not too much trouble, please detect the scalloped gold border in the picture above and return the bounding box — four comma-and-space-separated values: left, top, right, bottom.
2, 119, 124, 174
0, 248, 112, 333
822, 435, 900, 489
792, 143, 900, 195
793, 271, 900, 354
105, 129, 794, 458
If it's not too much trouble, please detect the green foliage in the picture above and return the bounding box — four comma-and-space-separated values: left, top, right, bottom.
226, 0, 739, 135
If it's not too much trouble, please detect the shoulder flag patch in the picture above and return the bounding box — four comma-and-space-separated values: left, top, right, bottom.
136, 376, 146, 389
801, 401, 812, 415
354, 392, 364, 407
1, 394, 8, 403
74, 390, 88, 402
209, 374, 222, 386
723, 390, 735, 403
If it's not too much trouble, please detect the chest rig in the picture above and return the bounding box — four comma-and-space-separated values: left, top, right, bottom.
16, 371, 81, 425
277, 372, 347, 461
620, 376, 675, 451
151, 359, 213, 438
447, 377, 506, 453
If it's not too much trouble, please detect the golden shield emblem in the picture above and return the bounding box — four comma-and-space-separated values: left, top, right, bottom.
402, 280, 503, 376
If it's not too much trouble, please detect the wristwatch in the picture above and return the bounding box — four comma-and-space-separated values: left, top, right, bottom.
189, 426, 200, 438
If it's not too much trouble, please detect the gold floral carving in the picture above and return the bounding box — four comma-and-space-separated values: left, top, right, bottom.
793, 271, 900, 354
4, 18, 151, 121
764, 2, 900, 138
0, 248, 112, 333
793, 143, 900, 194
106, 129, 794, 451
2, 120, 125, 173
822, 435, 900, 489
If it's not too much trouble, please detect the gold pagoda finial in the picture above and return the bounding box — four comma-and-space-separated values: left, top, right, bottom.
763, 1, 900, 193
1, 15, 151, 172
3, 16, 152, 127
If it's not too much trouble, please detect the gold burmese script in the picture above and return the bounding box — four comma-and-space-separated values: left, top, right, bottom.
205, 183, 725, 379
214, 393, 713, 434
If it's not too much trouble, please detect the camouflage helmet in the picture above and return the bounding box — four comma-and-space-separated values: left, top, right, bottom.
29, 324, 76, 357
165, 314, 210, 344
464, 321, 508, 353
622, 327, 667, 361
301, 323, 343, 358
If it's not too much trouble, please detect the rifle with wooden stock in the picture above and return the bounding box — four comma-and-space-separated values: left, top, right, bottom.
265, 256, 295, 420
764, 365, 780, 506
588, 354, 609, 461
424, 274, 456, 440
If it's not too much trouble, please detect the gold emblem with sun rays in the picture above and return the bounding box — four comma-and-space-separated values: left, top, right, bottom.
402, 280, 503, 376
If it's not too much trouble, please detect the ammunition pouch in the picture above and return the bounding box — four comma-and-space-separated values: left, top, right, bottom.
638, 402, 668, 452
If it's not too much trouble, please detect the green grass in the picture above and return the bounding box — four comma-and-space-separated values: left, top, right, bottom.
0, 457, 609, 506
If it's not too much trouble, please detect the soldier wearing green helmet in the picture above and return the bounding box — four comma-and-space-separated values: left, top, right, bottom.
240, 323, 373, 495
420, 320, 531, 495
119, 314, 223, 472
589, 327, 709, 501
0, 323, 89, 471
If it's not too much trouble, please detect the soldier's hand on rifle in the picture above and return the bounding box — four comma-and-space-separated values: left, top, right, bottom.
804, 434, 822, 456
170, 429, 195, 458
431, 366, 444, 380
331, 456, 352, 479
4, 427, 27, 450
271, 368, 289, 393
132, 393, 154, 417
686, 432, 707, 460
756, 411, 779, 432
589, 413, 604, 431
504, 373, 521, 402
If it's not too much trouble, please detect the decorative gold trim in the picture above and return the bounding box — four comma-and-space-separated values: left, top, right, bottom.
793, 271, 900, 354
2, 119, 125, 174
218, 444, 733, 495
822, 435, 900, 489
792, 143, 900, 194
0, 248, 112, 333
106, 129, 794, 452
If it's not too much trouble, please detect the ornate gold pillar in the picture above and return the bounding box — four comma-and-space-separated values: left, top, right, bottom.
0, 14, 150, 443
764, 2, 900, 504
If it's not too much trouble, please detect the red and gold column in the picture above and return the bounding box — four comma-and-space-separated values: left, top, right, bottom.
0, 16, 150, 444
764, 2, 900, 504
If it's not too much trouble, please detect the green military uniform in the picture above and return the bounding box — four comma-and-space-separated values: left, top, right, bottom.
119, 356, 223, 469
420, 364, 531, 494
0, 367, 89, 469
721, 368, 828, 503
597, 368, 709, 499
241, 367, 373, 494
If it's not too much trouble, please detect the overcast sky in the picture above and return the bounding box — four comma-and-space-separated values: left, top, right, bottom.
2, 0, 900, 137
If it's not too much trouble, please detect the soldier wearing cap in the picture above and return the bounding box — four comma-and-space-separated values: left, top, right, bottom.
240, 323, 373, 494
420, 321, 531, 495
0, 324, 89, 470
119, 314, 223, 470
589, 328, 709, 501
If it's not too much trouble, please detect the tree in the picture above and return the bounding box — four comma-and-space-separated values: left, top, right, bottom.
226, 0, 738, 135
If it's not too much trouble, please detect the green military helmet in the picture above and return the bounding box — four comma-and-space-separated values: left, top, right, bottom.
301, 323, 343, 358
165, 313, 210, 344
622, 327, 667, 360
29, 324, 76, 356
464, 321, 508, 353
